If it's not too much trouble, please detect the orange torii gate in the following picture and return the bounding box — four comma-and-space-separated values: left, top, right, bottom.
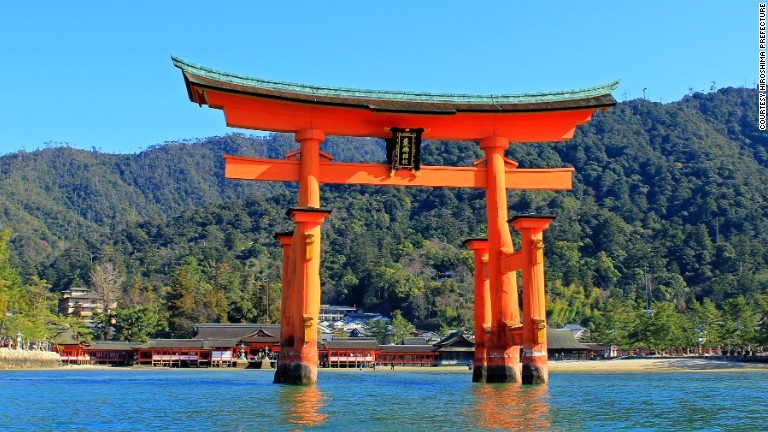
173, 57, 617, 385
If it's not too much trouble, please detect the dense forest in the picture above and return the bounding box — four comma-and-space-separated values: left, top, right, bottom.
1, 87, 767, 350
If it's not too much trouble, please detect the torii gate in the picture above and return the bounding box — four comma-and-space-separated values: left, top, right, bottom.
173, 57, 617, 385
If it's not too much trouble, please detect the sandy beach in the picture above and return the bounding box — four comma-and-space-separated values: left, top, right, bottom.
17, 357, 768, 373
548, 357, 768, 373
320, 357, 768, 374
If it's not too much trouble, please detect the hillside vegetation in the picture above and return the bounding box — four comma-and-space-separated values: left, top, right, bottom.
1, 87, 766, 348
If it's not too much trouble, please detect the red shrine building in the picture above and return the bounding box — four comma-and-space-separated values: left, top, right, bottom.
54, 322, 600, 368
171, 57, 618, 384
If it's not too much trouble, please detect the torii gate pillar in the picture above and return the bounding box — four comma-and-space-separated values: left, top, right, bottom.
511, 215, 555, 384
274, 231, 294, 365
480, 136, 522, 383
464, 239, 491, 383
274, 208, 330, 384
274, 128, 331, 385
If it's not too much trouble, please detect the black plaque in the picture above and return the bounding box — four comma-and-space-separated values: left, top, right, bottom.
386, 128, 423, 172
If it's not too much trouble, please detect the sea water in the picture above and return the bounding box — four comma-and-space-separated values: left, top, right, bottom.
1, 368, 766, 431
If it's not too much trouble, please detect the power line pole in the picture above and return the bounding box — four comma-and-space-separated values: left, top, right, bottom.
263, 274, 270, 323
643, 267, 653, 316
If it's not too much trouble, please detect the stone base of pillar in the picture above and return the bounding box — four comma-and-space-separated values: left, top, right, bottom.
484, 351, 522, 383
273, 360, 317, 385
485, 364, 521, 383
521, 363, 547, 385
471, 364, 488, 382
522, 355, 548, 384
471, 349, 488, 382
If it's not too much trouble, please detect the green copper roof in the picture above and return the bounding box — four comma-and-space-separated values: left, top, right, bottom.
172, 56, 618, 113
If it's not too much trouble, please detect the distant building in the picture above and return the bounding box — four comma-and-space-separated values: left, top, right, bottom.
402, 337, 429, 345
414, 330, 443, 344
319, 305, 356, 322
583, 342, 620, 359
347, 328, 367, 338
433, 331, 475, 366
547, 329, 592, 360
58, 287, 116, 326
559, 324, 588, 341
321, 339, 378, 367
344, 312, 389, 325
379, 343, 437, 366
317, 324, 334, 341
55, 322, 606, 368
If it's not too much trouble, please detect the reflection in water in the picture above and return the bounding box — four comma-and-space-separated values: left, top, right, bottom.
279, 385, 328, 428
471, 383, 551, 431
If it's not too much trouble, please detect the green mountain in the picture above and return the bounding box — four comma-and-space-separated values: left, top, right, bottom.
0, 134, 387, 275
1, 87, 766, 345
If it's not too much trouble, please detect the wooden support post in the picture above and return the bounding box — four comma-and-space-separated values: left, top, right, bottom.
274, 129, 330, 385
464, 238, 491, 383
296, 128, 324, 208
510, 215, 555, 384
273, 207, 331, 385
274, 231, 295, 374
480, 136, 521, 383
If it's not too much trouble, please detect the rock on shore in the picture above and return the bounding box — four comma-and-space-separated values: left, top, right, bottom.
0, 348, 60, 369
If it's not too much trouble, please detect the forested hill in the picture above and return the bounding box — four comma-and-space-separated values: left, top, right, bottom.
1, 87, 767, 342
0, 134, 384, 273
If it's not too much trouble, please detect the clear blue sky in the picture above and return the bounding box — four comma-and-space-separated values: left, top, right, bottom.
0, 1, 756, 155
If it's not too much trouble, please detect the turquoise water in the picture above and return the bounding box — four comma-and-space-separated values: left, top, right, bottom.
1, 368, 767, 431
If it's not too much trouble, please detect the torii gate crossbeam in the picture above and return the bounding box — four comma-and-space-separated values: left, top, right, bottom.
224, 155, 574, 190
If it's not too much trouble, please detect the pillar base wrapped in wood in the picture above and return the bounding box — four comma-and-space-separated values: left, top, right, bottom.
471, 363, 488, 383
484, 351, 522, 383
485, 364, 521, 383
522, 360, 548, 385
274, 352, 317, 385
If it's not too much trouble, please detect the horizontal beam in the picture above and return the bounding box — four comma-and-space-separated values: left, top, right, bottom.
501, 250, 525, 273
224, 155, 573, 190
206, 90, 598, 142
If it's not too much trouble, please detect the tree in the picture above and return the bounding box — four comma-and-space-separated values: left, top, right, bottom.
368, 263, 424, 311
390, 310, 414, 344
4, 276, 62, 342
166, 257, 228, 337
755, 294, 768, 347
638, 302, 685, 353
89, 262, 125, 339
367, 318, 390, 345
689, 298, 723, 349
0, 229, 22, 334
592, 298, 637, 348
722, 296, 758, 348
1, 231, 66, 343
113, 306, 163, 342
593, 252, 621, 290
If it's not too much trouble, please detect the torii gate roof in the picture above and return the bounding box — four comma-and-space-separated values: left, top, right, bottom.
173, 57, 617, 141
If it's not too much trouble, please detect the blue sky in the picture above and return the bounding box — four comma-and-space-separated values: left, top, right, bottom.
0, 1, 756, 155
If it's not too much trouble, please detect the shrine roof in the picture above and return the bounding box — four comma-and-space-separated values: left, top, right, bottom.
84, 341, 136, 351
547, 329, 591, 350
433, 331, 475, 349
323, 339, 380, 350
379, 344, 436, 353
173, 57, 618, 114
193, 323, 280, 340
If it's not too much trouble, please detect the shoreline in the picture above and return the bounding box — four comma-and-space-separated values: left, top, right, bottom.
548, 357, 768, 373
8, 357, 768, 373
